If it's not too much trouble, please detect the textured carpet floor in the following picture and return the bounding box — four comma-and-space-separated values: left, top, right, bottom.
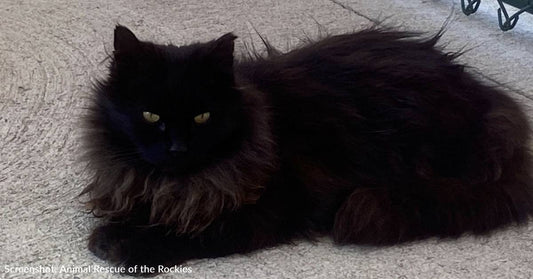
1, 0, 533, 278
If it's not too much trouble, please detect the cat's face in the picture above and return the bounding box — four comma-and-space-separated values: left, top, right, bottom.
98, 26, 246, 173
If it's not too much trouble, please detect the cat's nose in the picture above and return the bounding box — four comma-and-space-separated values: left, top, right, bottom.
169, 142, 187, 155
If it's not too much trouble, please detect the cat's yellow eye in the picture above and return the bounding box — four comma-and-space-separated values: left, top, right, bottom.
143, 111, 160, 123
194, 112, 210, 124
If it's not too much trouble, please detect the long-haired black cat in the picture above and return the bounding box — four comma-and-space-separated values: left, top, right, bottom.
82, 25, 533, 275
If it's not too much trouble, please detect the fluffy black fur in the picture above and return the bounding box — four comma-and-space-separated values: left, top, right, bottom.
82, 25, 533, 275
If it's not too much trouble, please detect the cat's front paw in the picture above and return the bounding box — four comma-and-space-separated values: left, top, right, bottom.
88, 224, 133, 264
89, 224, 187, 277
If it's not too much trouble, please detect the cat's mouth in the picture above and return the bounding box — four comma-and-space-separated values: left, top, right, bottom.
160, 164, 186, 173
157, 158, 189, 173
156, 155, 206, 175
157, 155, 216, 176
140, 153, 188, 173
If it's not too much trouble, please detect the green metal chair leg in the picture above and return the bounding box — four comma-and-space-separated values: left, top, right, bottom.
462, 0, 482, 15
497, 0, 533, 31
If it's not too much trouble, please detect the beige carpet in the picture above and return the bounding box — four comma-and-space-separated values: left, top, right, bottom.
1, 0, 533, 278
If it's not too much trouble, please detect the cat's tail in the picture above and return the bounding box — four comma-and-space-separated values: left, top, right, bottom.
332, 157, 533, 245
332, 91, 533, 245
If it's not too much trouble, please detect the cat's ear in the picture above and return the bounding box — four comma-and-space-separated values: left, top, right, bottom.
114, 25, 140, 54
208, 33, 237, 74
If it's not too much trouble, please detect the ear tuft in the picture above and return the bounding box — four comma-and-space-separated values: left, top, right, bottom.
114, 25, 140, 53
215, 33, 237, 50
209, 33, 237, 74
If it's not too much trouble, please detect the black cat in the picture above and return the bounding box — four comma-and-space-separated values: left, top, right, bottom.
82, 25, 533, 275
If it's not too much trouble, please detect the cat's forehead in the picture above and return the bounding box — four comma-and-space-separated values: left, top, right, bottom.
161, 43, 201, 60
138, 78, 212, 112
136, 45, 209, 86
111, 38, 235, 113
135, 66, 216, 114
